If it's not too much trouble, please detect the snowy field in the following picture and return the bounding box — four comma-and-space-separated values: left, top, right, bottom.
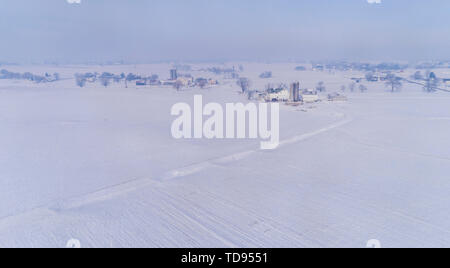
1, 63, 450, 248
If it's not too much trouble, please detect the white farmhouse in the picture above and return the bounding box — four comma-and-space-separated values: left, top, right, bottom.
177, 77, 194, 87
266, 88, 290, 102
300, 89, 320, 103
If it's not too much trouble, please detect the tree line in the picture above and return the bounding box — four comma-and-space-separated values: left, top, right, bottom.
74, 72, 159, 88
0, 69, 60, 83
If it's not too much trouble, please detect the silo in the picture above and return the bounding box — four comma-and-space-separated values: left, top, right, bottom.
290, 82, 300, 102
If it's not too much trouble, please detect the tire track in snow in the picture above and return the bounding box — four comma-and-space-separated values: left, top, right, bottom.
154, 189, 239, 247
279, 118, 352, 147
161, 117, 353, 182
0, 116, 353, 228
52, 177, 160, 211
0, 177, 159, 231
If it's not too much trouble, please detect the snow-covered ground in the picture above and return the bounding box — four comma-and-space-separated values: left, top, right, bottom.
1, 63, 450, 248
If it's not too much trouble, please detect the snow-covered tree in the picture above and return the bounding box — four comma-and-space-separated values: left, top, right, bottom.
316, 81, 326, 92
174, 80, 184, 91
75, 74, 87, 88
423, 75, 440, 93
384, 73, 402, 92
237, 77, 251, 93
100, 77, 111, 88
349, 82, 356, 92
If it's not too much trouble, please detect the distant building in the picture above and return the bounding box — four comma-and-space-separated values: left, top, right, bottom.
328, 92, 348, 102
259, 71, 273, 79
300, 89, 319, 103
195, 78, 208, 87
266, 88, 289, 102
161, 80, 176, 86
136, 80, 146, 86
313, 65, 324, 71
170, 69, 178, 80
351, 78, 363, 83
254, 91, 267, 101
208, 79, 219, 86
444, 79, 450, 87
148, 79, 161, 86
176, 77, 194, 87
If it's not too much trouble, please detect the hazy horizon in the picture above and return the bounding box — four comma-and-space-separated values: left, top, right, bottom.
1, 0, 450, 63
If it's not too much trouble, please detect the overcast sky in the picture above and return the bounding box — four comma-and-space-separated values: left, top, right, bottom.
0, 0, 449, 63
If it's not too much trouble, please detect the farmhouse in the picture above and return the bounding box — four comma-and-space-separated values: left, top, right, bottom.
266, 88, 289, 102
300, 89, 319, 103
177, 77, 194, 87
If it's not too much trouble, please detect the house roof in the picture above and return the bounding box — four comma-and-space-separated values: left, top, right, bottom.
268, 88, 287, 93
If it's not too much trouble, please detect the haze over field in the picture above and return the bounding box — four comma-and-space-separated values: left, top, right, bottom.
1, 0, 450, 63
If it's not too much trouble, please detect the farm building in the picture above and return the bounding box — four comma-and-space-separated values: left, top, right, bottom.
328, 92, 348, 102
265, 88, 290, 102
300, 89, 320, 103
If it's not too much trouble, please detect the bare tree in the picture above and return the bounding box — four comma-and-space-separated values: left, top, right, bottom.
237, 77, 251, 93
195, 78, 208, 89
426, 70, 437, 80
125, 73, 137, 88
349, 82, 356, 92
174, 80, 184, 91
199, 80, 208, 89
247, 90, 257, 100
113, 75, 122, 84
100, 77, 111, 88
423, 76, 440, 93
384, 73, 402, 92
75, 74, 86, 88
316, 81, 326, 92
